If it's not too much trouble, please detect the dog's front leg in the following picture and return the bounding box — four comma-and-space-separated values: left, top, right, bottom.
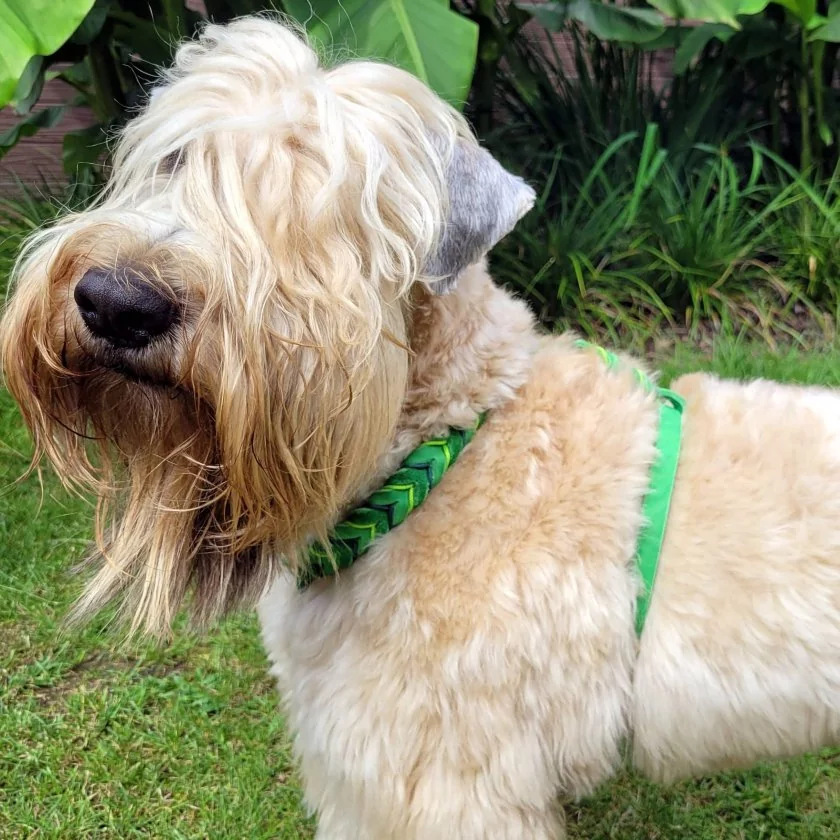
258, 572, 640, 840
304, 750, 567, 840
259, 578, 580, 839
312, 800, 565, 840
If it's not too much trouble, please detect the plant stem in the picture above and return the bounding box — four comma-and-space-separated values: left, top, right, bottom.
812, 40, 826, 173
799, 27, 812, 173
87, 30, 124, 125
471, 0, 503, 135
770, 81, 781, 155
161, 0, 183, 35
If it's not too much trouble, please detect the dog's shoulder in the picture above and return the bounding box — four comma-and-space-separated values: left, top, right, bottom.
513, 334, 660, 428
358, 334, 658, 643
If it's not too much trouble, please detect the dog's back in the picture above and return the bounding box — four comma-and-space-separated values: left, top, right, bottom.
634, 371, 840, 781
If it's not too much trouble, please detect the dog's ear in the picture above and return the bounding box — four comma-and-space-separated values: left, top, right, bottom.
424, 143, 535, 293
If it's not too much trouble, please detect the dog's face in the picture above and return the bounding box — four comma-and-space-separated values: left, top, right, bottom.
0, 19, 534, 635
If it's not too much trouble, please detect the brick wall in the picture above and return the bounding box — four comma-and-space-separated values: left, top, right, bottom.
0, 81, 95, 190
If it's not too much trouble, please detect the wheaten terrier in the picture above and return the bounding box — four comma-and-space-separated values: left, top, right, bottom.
2, 17, 839, 840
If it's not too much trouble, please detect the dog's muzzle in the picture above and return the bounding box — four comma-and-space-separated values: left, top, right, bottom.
74, 267, 178, 349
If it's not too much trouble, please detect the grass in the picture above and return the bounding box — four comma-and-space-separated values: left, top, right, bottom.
489, 138, 840, 347
2, 289, 840, 835
0, 390, 314, 838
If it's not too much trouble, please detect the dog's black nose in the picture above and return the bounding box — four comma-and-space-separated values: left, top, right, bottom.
74, 267, 177, 349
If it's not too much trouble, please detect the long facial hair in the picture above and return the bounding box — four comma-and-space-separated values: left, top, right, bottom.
1, 222, 412, 637
0, 18, 469, 636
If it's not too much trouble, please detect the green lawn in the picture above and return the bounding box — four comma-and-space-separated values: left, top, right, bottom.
2, 336, 840, 838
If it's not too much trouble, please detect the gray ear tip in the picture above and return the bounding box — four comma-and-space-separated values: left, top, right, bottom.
506, 176, 536, 231
423, 146, 536, 294
518, 181, 537, 215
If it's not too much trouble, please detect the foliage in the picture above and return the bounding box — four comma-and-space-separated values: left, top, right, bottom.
0, 0, 95, 106
521, 0, 667, 44
0, 0, 206, 184
763, 149, 840, 310
473, 1, 840, 341
514, 0, 840, 174
284, 0, 478, 106
636, 146, 802, 337
0, 0, 480, 182
455, 0, 532, 134
488, 23, 758, 184
491, 129, 670, 343
490, 134, 839, 346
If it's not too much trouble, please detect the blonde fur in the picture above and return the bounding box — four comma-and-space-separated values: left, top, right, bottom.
3, 16, 840, 839
1, 18, 469, 636
260, 262, 840, 837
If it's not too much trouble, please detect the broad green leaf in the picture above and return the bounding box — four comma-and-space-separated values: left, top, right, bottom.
284, 0, 478, 106
646, 0, 736, 26
0, 0, 95, 107
515, 0, 573, 29
737, 0, 774, 13
518, 1, 665, 43
639, 27, 690, 49
11, 54, 45, 114
70, 0, 109, 46
646, 0, 773, 27
775, 0, 816, 22
673, 22, 735, 72
0, 104, 67, 160
54, 61, 91, 91
809, 10, 840, 39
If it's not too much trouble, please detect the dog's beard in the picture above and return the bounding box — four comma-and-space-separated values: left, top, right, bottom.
5, 336, 277, 636
1, 251, 410, 637
75, 382, 270, 637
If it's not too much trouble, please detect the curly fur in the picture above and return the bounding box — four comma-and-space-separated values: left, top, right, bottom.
4, 17, 840, 840
1, 18, 470, 636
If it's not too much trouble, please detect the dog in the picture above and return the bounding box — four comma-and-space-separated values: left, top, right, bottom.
3, 17, 840, 839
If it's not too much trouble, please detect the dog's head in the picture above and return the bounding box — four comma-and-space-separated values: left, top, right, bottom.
0, 18, 534, 635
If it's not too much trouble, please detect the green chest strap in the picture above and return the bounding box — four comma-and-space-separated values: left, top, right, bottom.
299, 342, 684, 637
573, 341, 685, 634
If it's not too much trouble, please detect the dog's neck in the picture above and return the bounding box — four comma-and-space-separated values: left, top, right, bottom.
381, 261, 539, 474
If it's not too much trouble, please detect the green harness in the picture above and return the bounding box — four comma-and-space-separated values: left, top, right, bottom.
572, 341, 685, 634
297, 341, 685, 636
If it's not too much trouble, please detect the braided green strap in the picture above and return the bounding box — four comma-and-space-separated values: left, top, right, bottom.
298, 414, 487, 589
573, 340, 684, 635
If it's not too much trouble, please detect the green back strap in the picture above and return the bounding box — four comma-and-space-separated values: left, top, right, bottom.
573, 341, 684, 635
298, 414, 486, 589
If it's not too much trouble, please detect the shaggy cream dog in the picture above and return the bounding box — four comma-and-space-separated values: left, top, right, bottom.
2, 17, 839, 840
